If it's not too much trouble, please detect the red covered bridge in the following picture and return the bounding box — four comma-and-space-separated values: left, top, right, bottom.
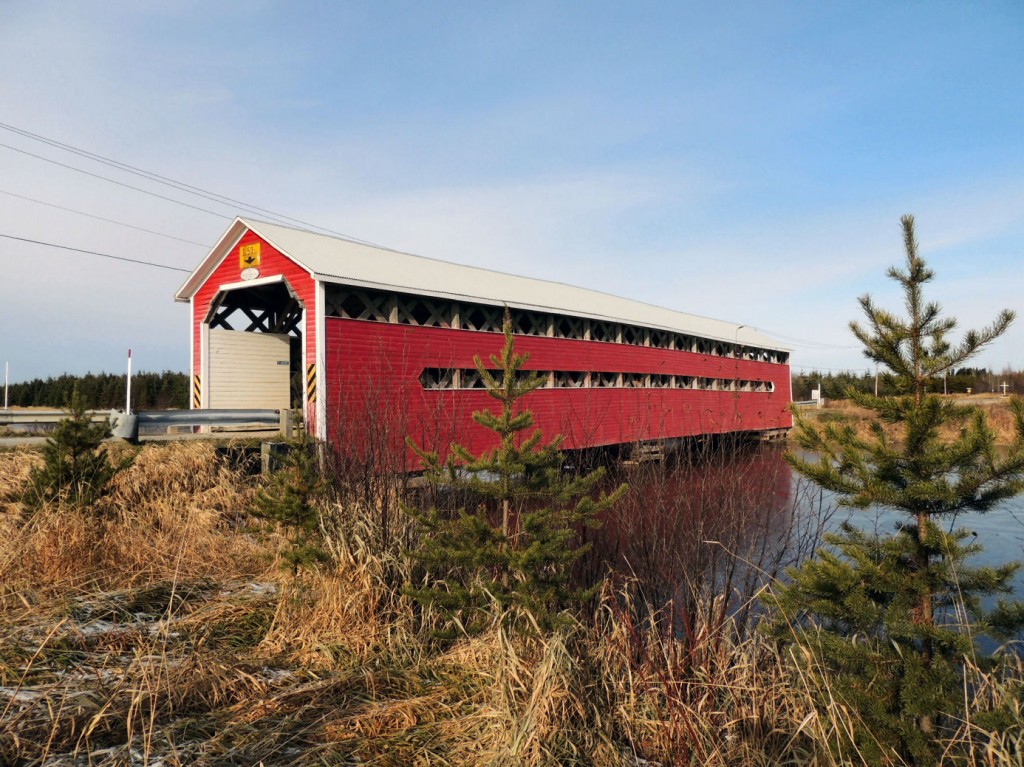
175, 218, 792, 461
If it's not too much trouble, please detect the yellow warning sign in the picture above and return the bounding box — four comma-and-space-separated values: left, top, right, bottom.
239, 243, 261, 269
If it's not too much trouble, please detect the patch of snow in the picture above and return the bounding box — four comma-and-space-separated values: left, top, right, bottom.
260, 666, 294, 681
144, 621, 180, 638
76, 619, 120, 636
247, 581, 278, 596
0, 685, 46, 702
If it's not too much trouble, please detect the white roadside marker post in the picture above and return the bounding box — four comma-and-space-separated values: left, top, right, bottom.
126, 349, 133, 415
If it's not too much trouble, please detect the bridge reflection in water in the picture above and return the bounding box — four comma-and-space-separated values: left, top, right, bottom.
580, 440, 833, 636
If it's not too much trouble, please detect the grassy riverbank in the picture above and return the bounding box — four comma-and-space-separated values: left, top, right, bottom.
1, 442, 1021, 766
797, 395, 1023, 446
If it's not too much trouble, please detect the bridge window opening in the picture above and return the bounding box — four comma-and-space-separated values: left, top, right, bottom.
419, 368, 454, 389
621, 324, 644, 346
461, 303, 504, 333
323, 285, 789, 369
397, 295, 453, 328
324, 286, 390, 322
554, 370, 587, 387
416, 367, 778, 393
510, 309, 550, 337
589, 320, 617, 343
554, 314, 585, 340
650, 329, 671, 349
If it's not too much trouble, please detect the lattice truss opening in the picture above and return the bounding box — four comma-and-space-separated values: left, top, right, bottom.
417, 368, 774, 393
462, 304, 503, 332
322, 284, 790, 365
207, 282, 304, 335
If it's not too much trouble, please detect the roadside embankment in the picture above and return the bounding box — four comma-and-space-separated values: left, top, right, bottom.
795, 395, 1022, 446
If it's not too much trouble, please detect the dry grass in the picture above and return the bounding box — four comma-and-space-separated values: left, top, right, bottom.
800, 397, 1022, 446
0, 442, 1021, 766
0, 442, 264, 611
260, 563, 417, 670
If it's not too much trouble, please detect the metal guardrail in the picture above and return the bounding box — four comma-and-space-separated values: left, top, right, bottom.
0, 408, 293, 442
0, 409, 116, 425
136, 409, 281, 427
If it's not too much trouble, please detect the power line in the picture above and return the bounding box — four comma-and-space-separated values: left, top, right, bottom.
0, 121, 257, 207
0, 121, 395, 249
735, 321, 861, 350
0, 142, 233, 220
0, 233, 191, 273
757, 329, 860, 350
0, 189, 210, 247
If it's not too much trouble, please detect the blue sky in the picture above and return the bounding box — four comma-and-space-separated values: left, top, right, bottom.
1, 1, 1022, 382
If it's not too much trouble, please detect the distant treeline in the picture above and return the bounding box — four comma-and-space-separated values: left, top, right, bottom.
791, 367, 1022, 400
5, 371, 189, 410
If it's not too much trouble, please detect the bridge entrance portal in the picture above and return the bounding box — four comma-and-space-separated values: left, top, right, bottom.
203, 279, 305, 412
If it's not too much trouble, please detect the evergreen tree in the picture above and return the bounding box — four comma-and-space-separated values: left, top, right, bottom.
774, 215, 1024, 764
23, 388, 132, 511
405, 314, 626, 634
6, 371, 189, 409
253, 439, 330, 575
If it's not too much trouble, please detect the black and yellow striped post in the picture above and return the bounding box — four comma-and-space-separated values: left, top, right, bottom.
306, 363, 317, 408
192, 374, 201, 408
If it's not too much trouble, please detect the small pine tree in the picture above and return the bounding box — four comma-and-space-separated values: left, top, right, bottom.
405, 313, 626, 634
253, 439, 331, 575
773, 215, 1024, 765
23, 387, 131, 511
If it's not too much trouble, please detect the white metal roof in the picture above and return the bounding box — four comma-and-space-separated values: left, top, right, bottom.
176, 217, 788, 351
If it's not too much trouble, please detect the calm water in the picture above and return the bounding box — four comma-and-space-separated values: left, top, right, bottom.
592, 442, 1024, 634
826, 482, 1024, 596
804, 460, 1024, 653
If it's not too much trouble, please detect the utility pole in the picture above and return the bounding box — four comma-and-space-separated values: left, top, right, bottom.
3, 361, 7, 410
875, 363, 879, 397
